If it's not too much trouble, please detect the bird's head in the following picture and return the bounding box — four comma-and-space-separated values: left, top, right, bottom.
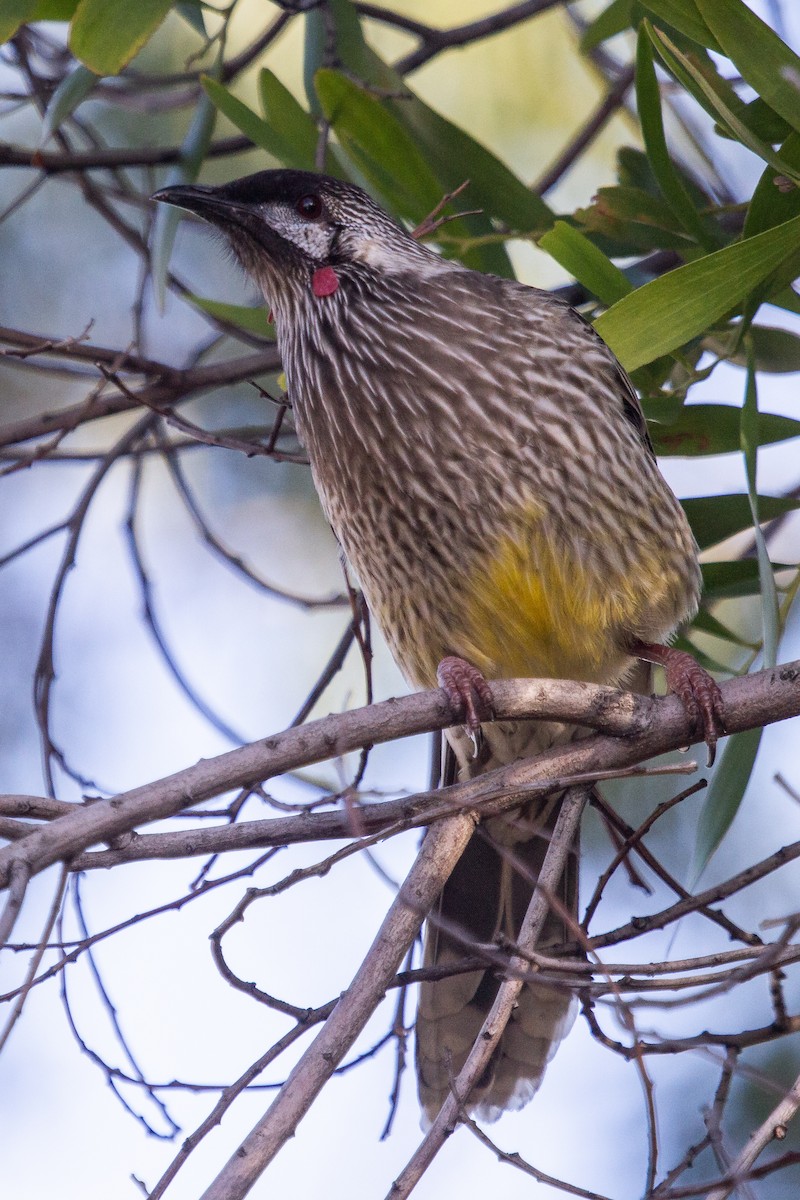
152, 169, 442, 302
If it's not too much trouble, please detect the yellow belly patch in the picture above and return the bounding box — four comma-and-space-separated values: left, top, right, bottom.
459, 522, 671, 684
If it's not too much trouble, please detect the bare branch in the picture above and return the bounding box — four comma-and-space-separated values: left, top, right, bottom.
2, 663, 798, 895
704, 1071, 800, 1200
194, 813, 477, 1200
389, 0, 567, 74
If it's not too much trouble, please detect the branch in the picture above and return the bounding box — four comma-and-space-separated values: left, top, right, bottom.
0, 135, 252, 172
387, 785, 590, 1198
1, 663, 798, 899
704, 1070, 800, 1200
63, 764, 694, 872
195, 813, 477, 1200
0, 340, 279, 447
389, 0, 566, 74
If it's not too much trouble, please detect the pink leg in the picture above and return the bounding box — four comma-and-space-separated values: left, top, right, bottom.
437, 656, 495, 732
630, 640, 726, 765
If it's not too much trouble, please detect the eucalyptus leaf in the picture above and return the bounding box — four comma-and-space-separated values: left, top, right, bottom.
770, 286, 800, 316
650, 28, 800, 181
682, 493, 799, 551
152, 86, 217, 309
202, 77, 284, 166
35, 0, 79, 15
0, 0, 78, 41
740, 352, 779, 668
40, 61, 97, 143
690, 607, 756, 650
259, 69, 323, 173
640, 0, 720, 50
580, 0, 634, 52
701, 559, 789, 602
575, 186, 697, 254
315, 69, 444, 224
744, 132, 800, 240
305, 0, 551, 275
175, 1, 205, 36
539, 221, 631, 307
594, 210, 800, 371
188, 296, 273, 337
70, 0, 173, 75
704, 324, 800, 374
695, 0, 800, 138
636, 27, 719, 248
0, 0, 35, 42
651, 404, 800, 457
692, 727, 762, 879
716, 97, 791, 147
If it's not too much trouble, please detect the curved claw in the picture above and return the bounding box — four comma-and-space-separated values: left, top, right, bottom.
631, 641, 726, 766
436, 655, 495, 733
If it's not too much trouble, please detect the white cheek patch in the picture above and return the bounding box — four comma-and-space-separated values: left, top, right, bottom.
260, 202, 332, 261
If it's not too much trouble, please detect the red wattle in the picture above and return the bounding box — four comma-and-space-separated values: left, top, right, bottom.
312, 266, 339, 297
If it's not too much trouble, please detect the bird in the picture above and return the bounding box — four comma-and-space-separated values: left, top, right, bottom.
154, 170, 725, 1122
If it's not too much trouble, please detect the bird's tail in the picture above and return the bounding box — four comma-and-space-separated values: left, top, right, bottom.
415, 720, 580, 1123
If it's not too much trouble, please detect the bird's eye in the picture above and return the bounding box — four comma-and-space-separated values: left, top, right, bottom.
295, 194, 323, 221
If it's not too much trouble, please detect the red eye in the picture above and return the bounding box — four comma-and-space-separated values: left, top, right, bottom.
296, 193, 323, 220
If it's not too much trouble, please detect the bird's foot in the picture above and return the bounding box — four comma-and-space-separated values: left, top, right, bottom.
631, 640, 726, 766
437, 656, 494, 733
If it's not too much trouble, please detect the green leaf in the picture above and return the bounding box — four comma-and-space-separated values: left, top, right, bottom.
538, 221, 631, 307
152, 85, 218, 309
701, 559, 789, 602
69, 0, 173, 75
189, 295, 274, 338
592, 186, 686, 233
636, 26, 719, 248
695, 0, 800, 138
175, 1, 205, 37
651, 404, 800, 457
35, 0, 80, 15
705, 323, 800, 374
392, 97, 553, 240
202, 75, 337, 174
717, 97, 791, 147
315, 69, 444, 224
259, 69, 321, 171
201, 76, 283, 165
771, 286, 800, 316
617, 146, 660, 197
690, 607, 756, 650
639, 0, 720, 50
575, 186, 698, 253
593, 210, 800, 371
40, 61, 97, 143
649, 28, 800, 181
580, 0, 634, 52
692, 726, 762, 878
0, 0, 35, 41
682, 494, 800, 551
744, 133, 800, 240
740, 348, 779, 667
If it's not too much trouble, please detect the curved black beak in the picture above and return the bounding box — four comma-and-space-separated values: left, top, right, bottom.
151, 183, 240, 224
